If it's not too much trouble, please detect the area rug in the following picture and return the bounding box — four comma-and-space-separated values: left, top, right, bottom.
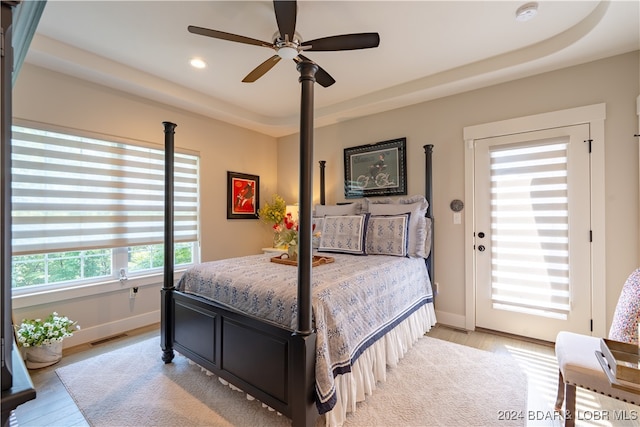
56, 335, 527, 426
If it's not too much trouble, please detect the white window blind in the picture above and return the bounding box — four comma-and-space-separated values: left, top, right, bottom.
489, 139, 570, 320
12, 126, 199, 256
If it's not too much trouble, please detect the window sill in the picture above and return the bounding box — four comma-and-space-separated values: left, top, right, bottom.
11, 269, 187, 309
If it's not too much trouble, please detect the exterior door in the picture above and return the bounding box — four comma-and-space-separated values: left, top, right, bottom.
474, 124, 592, 342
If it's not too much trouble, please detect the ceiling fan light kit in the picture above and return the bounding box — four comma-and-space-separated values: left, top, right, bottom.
188, 0, 380, 88
277, 46, 298, 60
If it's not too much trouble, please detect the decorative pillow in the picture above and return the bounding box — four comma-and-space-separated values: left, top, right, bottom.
413, 216, 428, 258
609, 268, 640, 344
423, 217, 433, 259
314, 202, 361, 217
367, 195, 429, 258
364, 195, 429, 214
318, 214, 369, 255
312, 217, 324, 249
365, 214, 410, 257
398, 195, 429, 211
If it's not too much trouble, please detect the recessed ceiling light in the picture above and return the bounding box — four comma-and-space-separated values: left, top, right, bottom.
515, 2, 538, 22
190, 58, 207, 69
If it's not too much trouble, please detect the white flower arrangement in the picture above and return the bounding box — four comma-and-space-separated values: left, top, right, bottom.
15, 312, 80, 348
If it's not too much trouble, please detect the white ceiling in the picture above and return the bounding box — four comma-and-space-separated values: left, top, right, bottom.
26, 1, 640, 137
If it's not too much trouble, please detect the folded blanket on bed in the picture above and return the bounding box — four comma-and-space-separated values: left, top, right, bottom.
176, 252, 434, 413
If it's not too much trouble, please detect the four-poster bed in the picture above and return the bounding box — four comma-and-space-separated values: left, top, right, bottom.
160, 61, 436, 427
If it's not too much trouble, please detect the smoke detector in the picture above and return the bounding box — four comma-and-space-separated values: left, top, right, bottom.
515, 2, 538, 22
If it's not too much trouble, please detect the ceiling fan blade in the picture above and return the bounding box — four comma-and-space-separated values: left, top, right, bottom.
188, 25, 273, 48
273, 0, 297, 40
296, 55, 336, 88
301, 33, 380, 51
242, 55, 282, 83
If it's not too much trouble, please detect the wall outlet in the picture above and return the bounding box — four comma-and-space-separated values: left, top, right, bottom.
129, 287, 138, 299
434, 282, 439, 294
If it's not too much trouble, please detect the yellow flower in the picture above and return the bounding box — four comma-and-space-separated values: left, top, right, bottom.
258, 194, 287, 226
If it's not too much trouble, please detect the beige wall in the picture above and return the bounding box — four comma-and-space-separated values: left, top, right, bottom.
278, 51, 640, 331
11, 64, 278, 345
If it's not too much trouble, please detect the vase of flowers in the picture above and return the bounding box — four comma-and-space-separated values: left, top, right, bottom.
278, 212, 299, 260
258, 194, 287, 248
276, 213, 320, 262
15, 312, 80, 369
287, 244, 299, 261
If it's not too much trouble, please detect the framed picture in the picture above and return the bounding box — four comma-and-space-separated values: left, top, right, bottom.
344, 137, 407, 199
227, 171, 259, 219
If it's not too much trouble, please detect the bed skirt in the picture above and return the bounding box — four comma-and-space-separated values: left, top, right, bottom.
187, 301, 436, 426
325, 301, 437, 427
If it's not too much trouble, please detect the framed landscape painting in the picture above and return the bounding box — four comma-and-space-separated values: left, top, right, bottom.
227, 171, 259, 219
344, 137, 407, 199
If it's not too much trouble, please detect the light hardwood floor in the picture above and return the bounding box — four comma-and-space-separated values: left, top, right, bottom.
12, 323, 640, 427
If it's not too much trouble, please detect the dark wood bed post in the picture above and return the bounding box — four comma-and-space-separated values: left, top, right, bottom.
319, 160, 326, 205
161, 121, 176, 364
424, 144, 434, 288
291, 59, 319, 427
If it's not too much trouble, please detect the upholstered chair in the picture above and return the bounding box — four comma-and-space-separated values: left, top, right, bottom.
555, 268, 640, 426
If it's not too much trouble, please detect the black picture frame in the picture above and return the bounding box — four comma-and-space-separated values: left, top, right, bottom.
227, 171, 259, 219
344, 137, 407, 199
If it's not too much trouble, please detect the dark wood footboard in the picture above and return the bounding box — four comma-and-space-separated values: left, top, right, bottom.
167, 289, 318, 426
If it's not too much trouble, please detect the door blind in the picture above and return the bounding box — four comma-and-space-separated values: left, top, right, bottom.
12, 126, 199, 255
489, 138, 570, 320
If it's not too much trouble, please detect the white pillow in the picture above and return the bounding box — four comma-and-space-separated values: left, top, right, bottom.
424, 217, 433, 259
398, 195, 429, 212
364, 195, 428, 214
365, 214, 410, 257
318, 214, 369, 255
314, 202, 361, 217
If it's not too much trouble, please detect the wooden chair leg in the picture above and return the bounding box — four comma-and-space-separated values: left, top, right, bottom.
565, 383, 576, 427
555, 370, 565, 411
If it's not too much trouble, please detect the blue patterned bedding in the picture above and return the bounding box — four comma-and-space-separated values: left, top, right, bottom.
176, 252, 434, 414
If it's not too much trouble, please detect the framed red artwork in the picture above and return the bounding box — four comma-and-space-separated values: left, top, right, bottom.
227, 171, 259, 219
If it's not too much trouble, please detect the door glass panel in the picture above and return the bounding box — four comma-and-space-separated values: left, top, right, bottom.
490, 138, 570, 320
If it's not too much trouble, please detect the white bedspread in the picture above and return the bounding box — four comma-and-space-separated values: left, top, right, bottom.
176, 252, 434, 414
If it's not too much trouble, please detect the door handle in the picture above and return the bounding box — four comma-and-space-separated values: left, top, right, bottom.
478, 245, 486, 252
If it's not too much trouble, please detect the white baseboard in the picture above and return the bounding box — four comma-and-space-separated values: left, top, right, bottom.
61, 310, 160, 349
434, 310, 468, 330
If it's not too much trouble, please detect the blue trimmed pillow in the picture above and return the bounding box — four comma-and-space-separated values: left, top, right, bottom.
367, 195, 428, 258
365, 214, 410, 257
318, 214, 369, 255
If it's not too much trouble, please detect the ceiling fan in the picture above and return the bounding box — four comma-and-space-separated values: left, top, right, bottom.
187, 0, 380, 88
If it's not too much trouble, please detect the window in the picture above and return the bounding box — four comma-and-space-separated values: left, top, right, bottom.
11, 124, 199, 291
